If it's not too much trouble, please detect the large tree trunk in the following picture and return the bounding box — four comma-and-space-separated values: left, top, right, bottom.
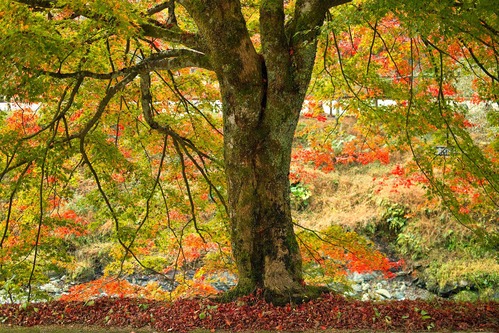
222, 77, 310, 303
179, 0, 328, 303
222, 55, 314, 303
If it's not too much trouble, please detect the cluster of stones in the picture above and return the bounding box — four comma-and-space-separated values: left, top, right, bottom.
344, 271, 434, 301
0, 270, 467, 304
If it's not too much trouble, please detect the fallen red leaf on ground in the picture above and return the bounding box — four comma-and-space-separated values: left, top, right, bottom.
0, 293, 497, 332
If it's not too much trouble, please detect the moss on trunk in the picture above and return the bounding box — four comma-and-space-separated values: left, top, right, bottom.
222, 80, 310, 304
179, 0, 331, 305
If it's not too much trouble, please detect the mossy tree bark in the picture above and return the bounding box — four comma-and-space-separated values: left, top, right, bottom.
178, 0, 351, 302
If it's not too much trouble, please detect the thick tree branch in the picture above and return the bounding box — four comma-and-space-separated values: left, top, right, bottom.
147, 0, 177, 25
286, 0, 351, 95
27, 49, 212, 81
12, 0, 57, 8
143, 49, 212, 71
147, 1, 172, 16
141, 22, 205, 51
260, 0, 292, 91
13, 0, 204, 52
178, 0, 262, 86
291, 0, 352, 40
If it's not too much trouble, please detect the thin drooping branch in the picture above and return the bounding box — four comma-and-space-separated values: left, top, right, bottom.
421, 37, 466, 67
330, 28, 372, 110
21, 76, 84, 142
27, 117, 60, 301
366, 20, 378, 75
479, 19, 499, 39
172, 138, 206, 243
78, 138, 138, 267
162, 70, 222, 136
403, 39, 486, 239
433, 51, 499, 199
0, 146, 22, 183
133, 133, 168, 238
463, 42, 499, 82
172, 133, 228, 214
141, 71, 226, 218
0, 164, 31, 249
76, 74, 138, 139
0, 79, 81, 185
139, 72, 220, 163
365, 20, 405, 80
27, 148, 48, 302
116, 134, 176, 281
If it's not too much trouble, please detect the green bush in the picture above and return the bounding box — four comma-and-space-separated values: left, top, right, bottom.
290, 183, 311, 211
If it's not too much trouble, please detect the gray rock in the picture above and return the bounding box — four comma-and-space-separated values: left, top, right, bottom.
375, 288, 392, 299
352, 283, 363, 292
362, 272, 380, 281
39, 282, 61, 294
393, 291, 405, 300
349, 272, 365, 282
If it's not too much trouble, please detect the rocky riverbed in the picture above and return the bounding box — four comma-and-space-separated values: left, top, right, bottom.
343, 271, 435, 301
0, 269, 437, 304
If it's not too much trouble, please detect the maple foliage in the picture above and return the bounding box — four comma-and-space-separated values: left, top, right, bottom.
291, 117, 391, 184
0, 294, 498, 332
311, 1, 499, 246
296, 225, 402, 288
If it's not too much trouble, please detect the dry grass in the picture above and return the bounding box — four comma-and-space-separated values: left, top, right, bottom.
293, 154, 499, 299
294, 160, 428, 231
